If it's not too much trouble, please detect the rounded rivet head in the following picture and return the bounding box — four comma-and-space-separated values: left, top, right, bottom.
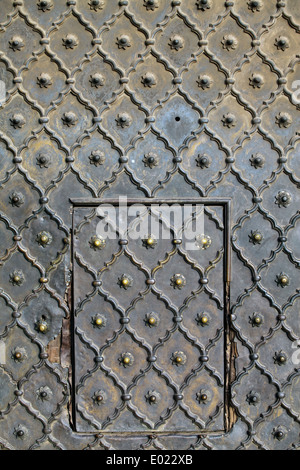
196, 312, 211, 327
171, 274, 186, 289
195, 234, 212, 250
196, 389, 211, 404
249, 313, 264, 327
37, 321, 48, 333
171, 351, 187, 366
10, 271, 24, 286
276, 272, 290, 288
94, 356, 104, 363
146, 390, 161, 404
272, 426, 287, 441
143, 234, 158, 249
92, 314, 106, 329
246, 390, 261, 406
92, 389, 107, 405
274, 350, 288, 365
118, 274, 133, 289
119, 352, 134, 367
9, 192, 24, 207
200, 355, 209, 362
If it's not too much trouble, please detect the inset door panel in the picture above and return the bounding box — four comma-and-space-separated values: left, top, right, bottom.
72, 198, 231, 433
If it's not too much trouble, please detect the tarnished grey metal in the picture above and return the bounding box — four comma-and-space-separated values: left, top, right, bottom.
72, 198, 230, 434
0, 0, 299, 450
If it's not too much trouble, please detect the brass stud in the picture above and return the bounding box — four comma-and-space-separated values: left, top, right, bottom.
37, 231, 52, 247
196, 389, 211, 404
195, 234, 212, 250
39, 323, 47, 333
274, 350, 288, 365
118, 274, 133, 290
145, 312, 159, 328
89, 236, 106, 251
171, 274, 186, 289
92, 314, 106, 329
171, 351, 186, 366
145, 390, 161, 405
10, 271, 24, 286
119, 352, 134, 367
196, 312, 211, 327
92, 390, 107, 405
276, 273, 290, 288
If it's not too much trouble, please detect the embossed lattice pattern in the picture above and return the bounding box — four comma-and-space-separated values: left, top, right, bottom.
0, 0, 299, 450
73, 204, 226, 433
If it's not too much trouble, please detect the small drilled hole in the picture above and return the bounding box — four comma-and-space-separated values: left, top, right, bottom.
175, 116, 181, 122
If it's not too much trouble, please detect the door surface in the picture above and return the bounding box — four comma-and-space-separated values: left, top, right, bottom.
72, 198, 230, 434
0, 0, 300, 451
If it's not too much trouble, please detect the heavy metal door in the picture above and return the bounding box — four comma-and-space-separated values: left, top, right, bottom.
0, 0, 299, 451
72, 198, 230, 434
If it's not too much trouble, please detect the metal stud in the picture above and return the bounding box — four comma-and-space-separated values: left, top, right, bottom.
143, 0, 159, 10
171, 351, 187, 366
144, 312, 160, 328
273, 350, 288, 365
196, 312, 211, 327
88, 0, 105, 11
37, 231, 52, 247
170, 274, 186, 289
92, 314, 107, 329
9, 270, 25, 286
35, 318, 48, 334
118, 274, 133, 289
92, 390, 107, 405
195, 234, 212, 250
9, 37, 25, 52
275, 272, 290, 288
119, 352, 134, 367
142, 234, 158, 249
246, 390, 261, 406
196, 389, 211, 404
275, 190, 292, 208
169, 35, 184, 51
249, 313, 264, 327
89, 236, 106, 251
145, 390, 161, 404
249, 230, 264, 245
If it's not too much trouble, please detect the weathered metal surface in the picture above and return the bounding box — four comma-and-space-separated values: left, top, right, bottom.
72, 199, 230, 433
0, 0, 299, 450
